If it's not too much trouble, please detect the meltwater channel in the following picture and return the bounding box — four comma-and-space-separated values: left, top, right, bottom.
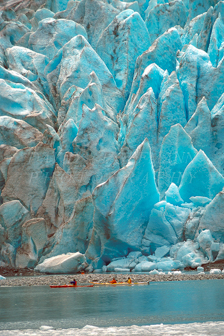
1, 279, 224, 334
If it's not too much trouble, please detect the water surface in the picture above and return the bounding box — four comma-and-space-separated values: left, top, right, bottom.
0, 279, 224, 330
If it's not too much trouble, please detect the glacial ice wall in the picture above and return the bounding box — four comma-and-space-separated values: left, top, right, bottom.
1, 0, 224, 273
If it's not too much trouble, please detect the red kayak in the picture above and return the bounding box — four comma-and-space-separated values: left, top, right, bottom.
50, 284, 94, 288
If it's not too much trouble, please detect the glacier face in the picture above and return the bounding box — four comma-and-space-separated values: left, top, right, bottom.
1, 0, 224, 273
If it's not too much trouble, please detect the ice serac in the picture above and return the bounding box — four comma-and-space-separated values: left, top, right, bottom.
184, 97, 212, 158
188, 0, 217, 21
158, 71, 187, 144
119, 87, 158, 168
29, 18, 87, 59
124, 63, 164, 120
1, 0, 224, 272
0, 200, 29, 250
2, 143, 55, 214
0, 65, 37, 92
0, 116, 43, 149
181, 12, 206, 46
165, 183, 184, 206
0, 145, 18, 162
87, 139, 160, 265
73, 104, 120, 189
39, 103, 120, 230
208, 15, 224, 67
145, 1, 187, 45
96, 9, 150, 101
184, 206, 205, 241
68, 0, 119, 49
197, 7, 215, 52
177, 45, 224, 120
126, 28, 182, 107
0, 21, 29, 52
142, 201, 190, 254
179, 150, 224, 202
16, 218, 50, 268
109, 0, 140, 13
37, 164, 79, 229
199, 190, 224, 242
30, 8, 54, 30
158, 124, 197, 199
211, 93, 224, 173
40, 196, 94, 260
57, 119, 78, 166
0, 78, 57, 132
6, 46, 50, 97
62, 72, 116, 127
170, 240, 206, 268
121, 64, 164, 170
197, 229, 214, 260
45, 34, 124, 113
51, 0, 70, 13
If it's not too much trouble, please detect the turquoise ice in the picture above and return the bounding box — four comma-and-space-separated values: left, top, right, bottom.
1, 0, 224, 272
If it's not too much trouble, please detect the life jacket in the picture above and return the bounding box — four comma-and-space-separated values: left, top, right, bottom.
127, 279, 132, 284
70, 281, 77, 286
110, 279, 117, 284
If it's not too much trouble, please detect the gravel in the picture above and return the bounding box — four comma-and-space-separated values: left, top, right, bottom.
0, 272, 224, 287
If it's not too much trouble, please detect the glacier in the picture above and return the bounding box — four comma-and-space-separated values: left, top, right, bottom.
1, 0, 224, 273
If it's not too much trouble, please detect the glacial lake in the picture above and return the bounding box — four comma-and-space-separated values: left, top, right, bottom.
0, 279, 224, 331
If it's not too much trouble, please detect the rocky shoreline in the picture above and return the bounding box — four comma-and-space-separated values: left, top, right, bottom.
1, 272, 224, 287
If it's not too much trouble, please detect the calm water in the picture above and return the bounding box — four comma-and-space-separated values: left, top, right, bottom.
0, 279, 224, 330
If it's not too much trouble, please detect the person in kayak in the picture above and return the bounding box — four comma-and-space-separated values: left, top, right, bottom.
127, 277, 132, 284
110, 277, 117, 284
70, 279, 77, 286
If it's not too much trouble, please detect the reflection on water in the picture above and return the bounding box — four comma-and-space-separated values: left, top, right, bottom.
1, 279, 224, 330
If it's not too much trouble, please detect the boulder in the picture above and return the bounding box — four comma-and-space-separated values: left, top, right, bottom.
106, 258, 136, 272
34, 252, 87, 273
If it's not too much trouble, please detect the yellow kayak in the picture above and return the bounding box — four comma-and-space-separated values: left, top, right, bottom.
90, 281, 149, 286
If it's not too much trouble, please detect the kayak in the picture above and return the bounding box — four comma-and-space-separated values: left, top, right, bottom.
50, 284, 94, 288
90, 281, 149, 286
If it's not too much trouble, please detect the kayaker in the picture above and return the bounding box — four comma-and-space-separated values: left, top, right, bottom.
70, 279, 77, 286
127, 277, 132, 284
110, 277, 117, 284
